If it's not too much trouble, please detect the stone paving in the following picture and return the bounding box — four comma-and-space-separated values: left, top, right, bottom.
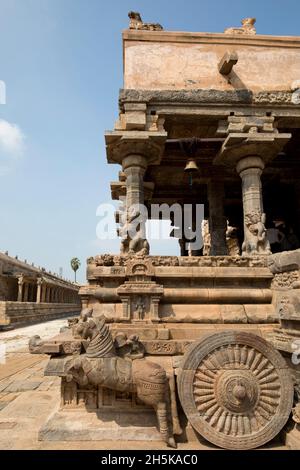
0, 319, 288, 450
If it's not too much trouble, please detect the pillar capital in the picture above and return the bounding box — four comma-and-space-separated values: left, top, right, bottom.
214, 131, 291, 167
236, 155, 264, 174
36, 276, 44, 286
105, 130, 167, 166
122, 154, 148, 172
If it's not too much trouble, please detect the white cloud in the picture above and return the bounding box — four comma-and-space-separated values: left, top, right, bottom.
0, 119, 25, 158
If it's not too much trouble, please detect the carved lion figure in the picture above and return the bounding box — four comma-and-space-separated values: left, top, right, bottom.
242, 211, 271, 255
128, 11, 163, 31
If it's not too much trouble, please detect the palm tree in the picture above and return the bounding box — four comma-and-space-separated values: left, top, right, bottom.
70, 257, 81, 283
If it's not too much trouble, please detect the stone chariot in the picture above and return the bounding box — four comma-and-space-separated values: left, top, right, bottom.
30, 13, 300, 450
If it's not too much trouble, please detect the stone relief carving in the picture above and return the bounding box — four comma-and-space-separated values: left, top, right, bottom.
253, 91, 292, 104
151, 256, 179, 267
87, 253, 268, 270
114, 332, 145, 359
224, 18, 256, 35
272, 271, 300, 289
65, 316, 177, 447
268, 249, 300, 274
202, 220, 211, 256
226, 223, 240, 256
120, 210, 150, 256
126, 257, 154, 276
120, 89, 295, 106
128, 11, 163, 31
94, 254, 114, 266
29, 335, 44, 354
242, 211, 271, 255
178, 331, 294, 450
292, 404, 300, 424
134, 296, 146, 320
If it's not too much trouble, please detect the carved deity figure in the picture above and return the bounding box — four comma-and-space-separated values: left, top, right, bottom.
134, 297, 146, 320
242, 211, 271, 255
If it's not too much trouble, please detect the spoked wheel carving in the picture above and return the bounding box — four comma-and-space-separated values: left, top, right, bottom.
178, 331, 294, 450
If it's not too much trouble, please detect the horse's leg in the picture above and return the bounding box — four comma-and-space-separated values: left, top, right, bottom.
168, 374, 182, 436
155, 401, 176, 448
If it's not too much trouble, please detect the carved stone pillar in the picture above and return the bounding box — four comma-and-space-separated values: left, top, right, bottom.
214, 119, 290, 256
23, 282, 29, 302
236, 156, 271, 256
121, 154, 148, 255
46, 286, 50, 303
36, 277, 43, 303
178, 238, 188, 257
17, 275, 24, 302
208, 180, 228, 255
105, 130, 167, 255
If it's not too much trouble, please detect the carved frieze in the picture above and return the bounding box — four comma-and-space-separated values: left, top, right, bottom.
272, 270, 300, 289
86, 254, 268, 269
253, 91, 292, 104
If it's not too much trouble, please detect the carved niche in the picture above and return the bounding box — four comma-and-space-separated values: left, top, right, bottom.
117, 257, 163, 321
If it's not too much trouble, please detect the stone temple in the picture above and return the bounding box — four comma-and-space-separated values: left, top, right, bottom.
30, 14, 300, 450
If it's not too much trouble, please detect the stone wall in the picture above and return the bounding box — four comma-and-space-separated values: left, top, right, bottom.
123, 30, 300, 92
0, 302, 81, 327
0, 275, 18, 301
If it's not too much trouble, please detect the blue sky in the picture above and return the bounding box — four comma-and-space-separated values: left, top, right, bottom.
0, 0, 299, 283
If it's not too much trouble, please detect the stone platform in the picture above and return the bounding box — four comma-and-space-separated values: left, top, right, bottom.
39, 409, 161, 442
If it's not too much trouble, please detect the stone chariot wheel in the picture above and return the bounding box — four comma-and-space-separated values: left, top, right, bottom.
178, 331, 294, 450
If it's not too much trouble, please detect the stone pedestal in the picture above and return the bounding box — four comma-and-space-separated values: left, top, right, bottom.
38, 409, 162, 442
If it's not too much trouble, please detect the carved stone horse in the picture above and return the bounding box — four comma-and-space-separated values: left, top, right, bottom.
66, 316, 177, 447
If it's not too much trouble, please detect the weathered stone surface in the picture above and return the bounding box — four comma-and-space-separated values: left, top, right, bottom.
122, 28, 300, 92
39, 409, 162, 442
4, 381, 42, 393
268, 249, 300, 274
119, 88, 253, 105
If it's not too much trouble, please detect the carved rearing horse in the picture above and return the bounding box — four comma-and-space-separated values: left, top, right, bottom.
66, 316, 177, 447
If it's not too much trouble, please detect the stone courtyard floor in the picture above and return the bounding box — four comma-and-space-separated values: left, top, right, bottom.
0, 319, 288, 450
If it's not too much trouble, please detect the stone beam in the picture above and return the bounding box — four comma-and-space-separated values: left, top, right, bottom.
218, 51, 238, 75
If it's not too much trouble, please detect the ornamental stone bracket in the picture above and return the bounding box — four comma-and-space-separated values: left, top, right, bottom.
116, 257, 163, 322
105, 130, 167, 166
